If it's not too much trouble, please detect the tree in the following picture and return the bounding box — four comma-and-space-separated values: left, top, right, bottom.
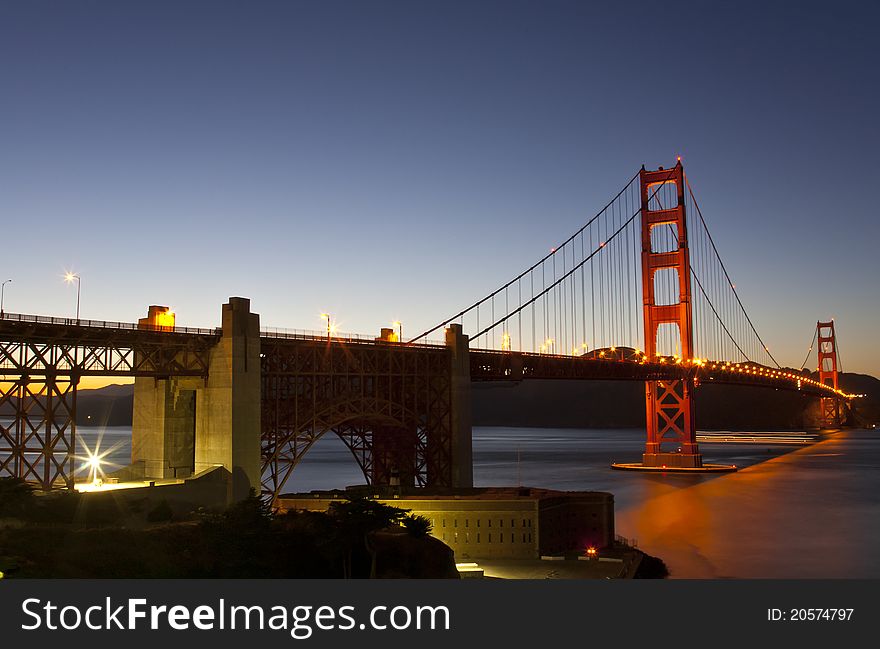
328, 497, 411, 578
403, 514, 432, 538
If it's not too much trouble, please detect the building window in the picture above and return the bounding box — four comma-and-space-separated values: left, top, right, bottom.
500, 519, 503, 528
454, 519, 457, 528
465, 519, 469, 528
442, 519, 446, 528
488, 519, 492, 527
477, 533, 481, 543
511, 519, 515, 528
454, 532, 458, 543
465, 532, 470, 544
511, 533, 514, 543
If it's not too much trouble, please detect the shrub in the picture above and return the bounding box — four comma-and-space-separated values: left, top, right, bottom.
146, 500, 173, 523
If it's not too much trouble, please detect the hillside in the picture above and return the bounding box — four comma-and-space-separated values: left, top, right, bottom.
473, 372, 880, 430
68, 373, 880, 430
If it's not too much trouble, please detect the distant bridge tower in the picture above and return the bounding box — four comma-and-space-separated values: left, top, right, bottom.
817, 320, 841, 428
639, 161, 701, 468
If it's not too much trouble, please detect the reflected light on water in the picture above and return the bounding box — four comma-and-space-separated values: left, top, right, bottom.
616, 431, 875, 578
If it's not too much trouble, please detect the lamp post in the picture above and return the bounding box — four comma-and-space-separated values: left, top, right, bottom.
393, 320, 402, 343
65, 272, 81, 321
0, 278, 11, 318
321, 313, 331, 340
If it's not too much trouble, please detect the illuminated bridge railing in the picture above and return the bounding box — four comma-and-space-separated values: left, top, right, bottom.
0, 312, 216, 376
469, 348, 853, 398
0, 312, 220, 337
261, 326, 448, 348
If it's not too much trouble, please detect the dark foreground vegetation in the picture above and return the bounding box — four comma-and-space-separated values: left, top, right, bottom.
0, 478, 457, 579
633, 552, 669, 579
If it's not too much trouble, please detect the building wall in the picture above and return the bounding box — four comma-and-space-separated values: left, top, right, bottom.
537, 493, 615, 554
278, 489, 614, 561
399, 498, 538, 560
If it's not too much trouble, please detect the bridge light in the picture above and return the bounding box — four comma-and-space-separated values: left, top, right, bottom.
320, 313, 334, 339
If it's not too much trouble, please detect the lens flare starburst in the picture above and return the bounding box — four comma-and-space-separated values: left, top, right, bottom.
74, 429, 124, 488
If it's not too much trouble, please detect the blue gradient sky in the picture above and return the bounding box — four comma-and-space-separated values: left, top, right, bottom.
2, 1, 878, 376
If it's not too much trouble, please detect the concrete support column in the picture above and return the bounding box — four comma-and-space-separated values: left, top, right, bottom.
132, 305, 191, 479
131, 298, 261, 501
195, 297, 261, 501
445, 324, 473, 488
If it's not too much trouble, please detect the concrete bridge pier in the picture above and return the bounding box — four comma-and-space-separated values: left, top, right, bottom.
131, 298, 261, 502
446, 323, 473, 488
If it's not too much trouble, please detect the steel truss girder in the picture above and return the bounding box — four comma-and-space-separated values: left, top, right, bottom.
260, 338, 452, 501
0, 320, 218, 490
0, 378, 76, 489
0, 324, 215, 378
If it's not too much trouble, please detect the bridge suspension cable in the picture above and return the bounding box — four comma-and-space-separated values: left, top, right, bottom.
799, 325, 818, 371
684, 177, 780, 368
408, 169, 643, 350
415, 163, 784, 369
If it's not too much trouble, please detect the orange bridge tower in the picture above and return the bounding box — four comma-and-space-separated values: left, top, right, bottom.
639, 162, 702, 468
817, 320, 841, 428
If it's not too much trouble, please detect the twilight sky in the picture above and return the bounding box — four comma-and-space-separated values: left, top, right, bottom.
1, 1, 878, 377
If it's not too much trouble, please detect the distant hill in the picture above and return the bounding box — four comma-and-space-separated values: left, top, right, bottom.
472, 372, 880, 430
75, 383, 133, 427
67, 373, 880, 430
831, 372, 880, 426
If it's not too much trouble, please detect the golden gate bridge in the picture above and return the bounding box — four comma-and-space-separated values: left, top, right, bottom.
0, 162, 856, 501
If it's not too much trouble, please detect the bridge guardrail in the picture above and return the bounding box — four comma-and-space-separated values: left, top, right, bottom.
0, 312, 220, 336
260, 326, 448, 348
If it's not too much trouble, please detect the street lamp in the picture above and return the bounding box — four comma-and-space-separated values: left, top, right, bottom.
65, 272, 81, 321
320, 313, 331, 340
392, 320, 402, 343
0, 279, 11, 318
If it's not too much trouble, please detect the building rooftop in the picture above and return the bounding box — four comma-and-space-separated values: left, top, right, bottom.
278, 485, 613, 502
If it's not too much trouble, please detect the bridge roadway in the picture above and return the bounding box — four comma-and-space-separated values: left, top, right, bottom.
468, 348, 841, 398
0, 309, 847, 497
0, 312, 841, 398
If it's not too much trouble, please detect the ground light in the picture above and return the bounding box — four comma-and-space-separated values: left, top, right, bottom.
72, 430, 125, 490
455, 562, 484, 578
